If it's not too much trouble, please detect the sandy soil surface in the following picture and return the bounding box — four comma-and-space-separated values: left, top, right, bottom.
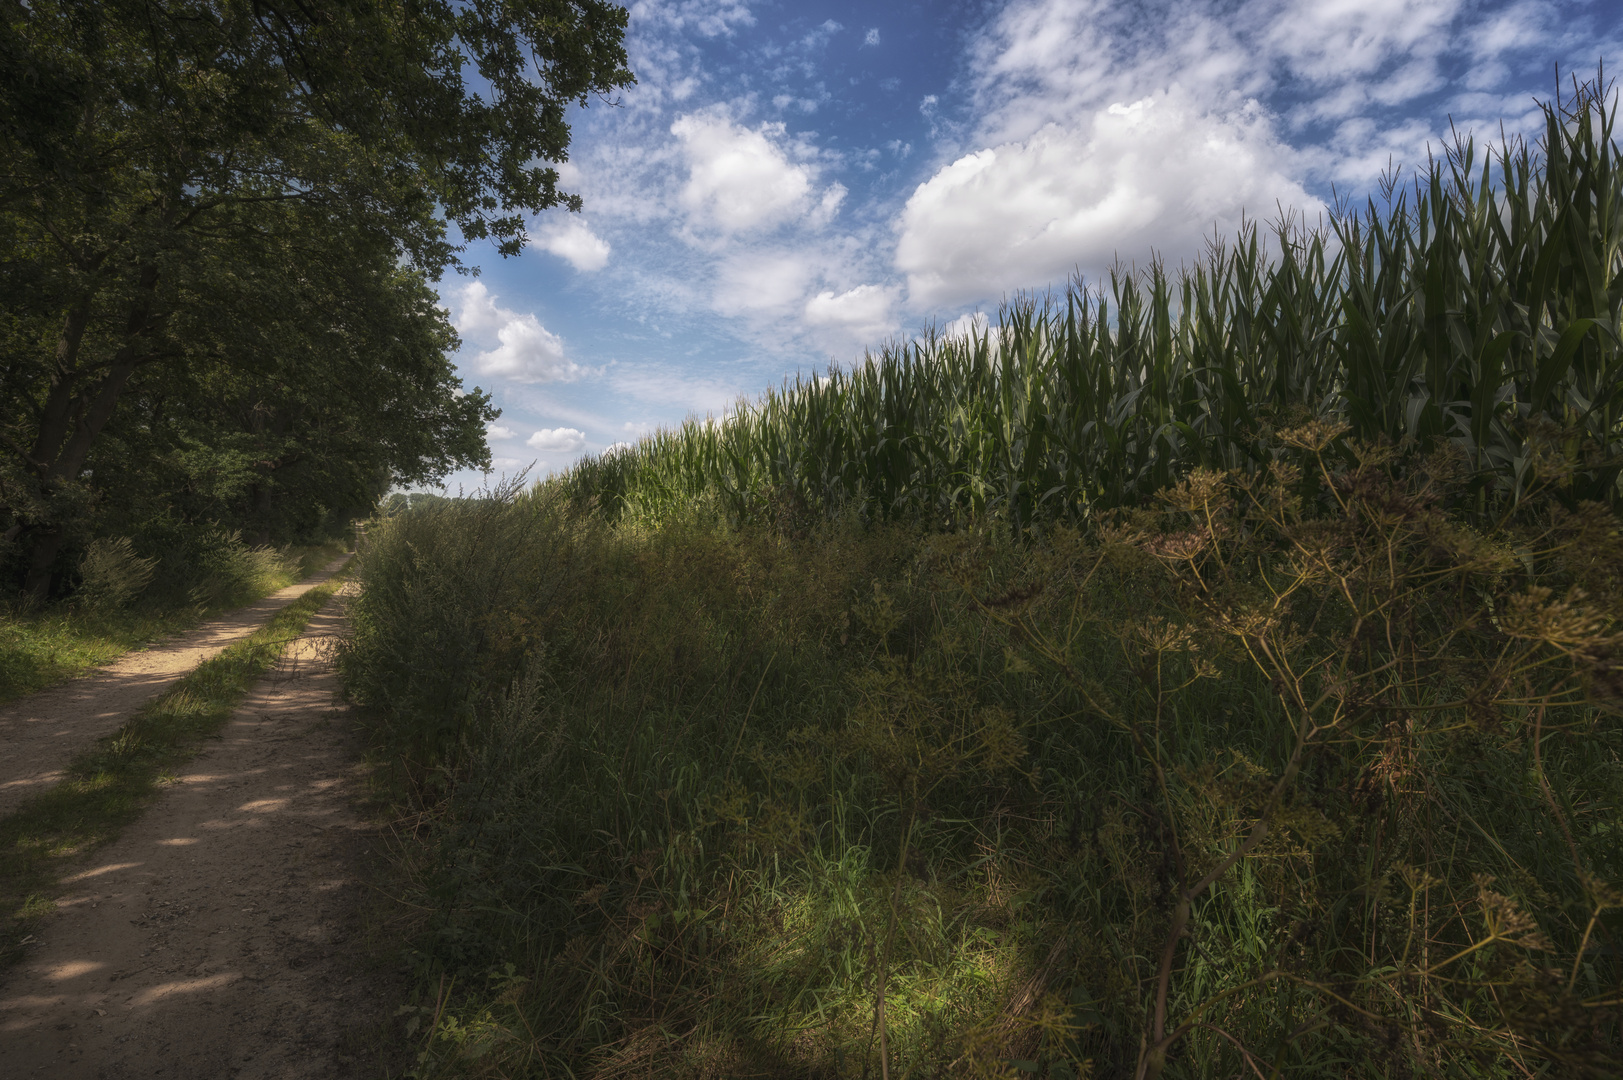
0, 595, 405, 1078
0, 556, 351, 817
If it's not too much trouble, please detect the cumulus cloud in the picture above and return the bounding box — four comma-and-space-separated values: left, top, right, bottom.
961, 0, 1518, 175
864, 28, 880, 47
527, 427, 587, 453
538, 218, 612, 272
804, 284, 898, 340
454, 282, 584, 383
941, 310, 991, 341
486, 424, 516, 440
897, 89, 1321, 305
672, 107, 841, 233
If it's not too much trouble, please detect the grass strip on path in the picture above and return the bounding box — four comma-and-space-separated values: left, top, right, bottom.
0, 541, 349, 706
0, 577, 344, 968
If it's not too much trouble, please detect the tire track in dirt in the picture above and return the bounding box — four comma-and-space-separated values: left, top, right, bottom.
0, 555, 352, 817
0, 591, 404, 1078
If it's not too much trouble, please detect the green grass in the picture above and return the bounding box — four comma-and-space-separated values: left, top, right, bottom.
0, 577, 344, 968
0, 539, 348, 705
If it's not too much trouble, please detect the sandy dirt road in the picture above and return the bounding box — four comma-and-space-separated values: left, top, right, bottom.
0, 595, 404, 1078
0, 556, 351, 818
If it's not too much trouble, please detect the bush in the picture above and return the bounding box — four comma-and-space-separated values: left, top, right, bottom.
182, 528, 297, 610
75, 537, 158, 612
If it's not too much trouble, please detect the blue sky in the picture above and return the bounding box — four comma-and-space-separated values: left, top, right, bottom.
434, 0, 1621, 489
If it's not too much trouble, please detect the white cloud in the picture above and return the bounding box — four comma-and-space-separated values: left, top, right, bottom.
712, 251, 813, 315
896, 88, 1321, 305
486, 424, 516, 440
454, 282, 584, 383
864, 28, 880, 47
800, 19, 842, 49
1263, 0, 1460, 87
941, 311, 991, 341
672, 107, 818, 232
539, 218, 612, 272
804, 284, 897, 340
630, 0, 756, 38
527, 427, 587, 453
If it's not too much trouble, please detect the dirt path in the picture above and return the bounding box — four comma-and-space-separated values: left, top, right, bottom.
0, 594, 403, 1078
0, 555, 351, 817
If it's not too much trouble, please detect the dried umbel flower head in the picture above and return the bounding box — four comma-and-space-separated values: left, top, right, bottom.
1278, 419, 1351, 452
1157, 468, 1229, 515
1499, 587, 1613, 652
1141, 529, 1211, 563
1473, 875, 1554, 954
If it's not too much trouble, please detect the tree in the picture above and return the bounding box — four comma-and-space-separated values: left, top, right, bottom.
0, 0, 633, 596
80, 199, 496, 547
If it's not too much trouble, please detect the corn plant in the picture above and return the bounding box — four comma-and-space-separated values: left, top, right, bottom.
562, 83, 1622, 533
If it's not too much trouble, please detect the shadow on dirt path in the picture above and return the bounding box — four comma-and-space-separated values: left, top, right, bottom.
0, 591, 406, 1078
0, 555, 352, 817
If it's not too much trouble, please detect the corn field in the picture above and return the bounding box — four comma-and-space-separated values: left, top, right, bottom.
563, 84, 1623, 528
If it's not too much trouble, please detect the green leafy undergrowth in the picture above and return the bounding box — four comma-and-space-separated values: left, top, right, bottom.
345, 444, 1623, 1080
0, 540, 348, 704
0, 577, 342, 968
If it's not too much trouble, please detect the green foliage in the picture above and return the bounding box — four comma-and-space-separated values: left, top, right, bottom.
74, 536, 157, 613
564, 85, 1623, 533
0, 576, 342, 968
181, 529, 297, 609
343, 436, 1623, 1077
0, 0, 633, 597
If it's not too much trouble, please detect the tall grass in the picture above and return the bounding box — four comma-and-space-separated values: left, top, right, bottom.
564, 85, 1622, 531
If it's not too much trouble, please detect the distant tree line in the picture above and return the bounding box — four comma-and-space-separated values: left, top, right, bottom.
1, 0, 633, 599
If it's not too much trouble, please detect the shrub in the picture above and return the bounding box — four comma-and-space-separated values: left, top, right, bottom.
75, 536, 158, 612
183, 529, 297, 610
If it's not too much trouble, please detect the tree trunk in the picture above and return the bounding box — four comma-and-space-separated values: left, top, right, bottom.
19, 264, 160, 601
249, 481, 274, 547
22, 527, 64, 602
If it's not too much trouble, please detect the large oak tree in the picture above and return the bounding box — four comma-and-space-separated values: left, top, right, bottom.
1, 0, 633, 595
